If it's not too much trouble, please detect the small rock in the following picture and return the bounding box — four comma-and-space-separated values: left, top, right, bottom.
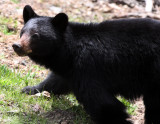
16, 9, 23, 16
21, 60, 27, 66
49, 6, 62, 14
13, 60, 19, 65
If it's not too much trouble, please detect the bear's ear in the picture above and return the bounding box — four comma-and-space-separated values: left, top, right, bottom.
23, 5, 38, 24
52, 13, 68, 31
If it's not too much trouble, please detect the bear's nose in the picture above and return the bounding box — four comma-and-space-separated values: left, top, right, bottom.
12, 43, 22, 51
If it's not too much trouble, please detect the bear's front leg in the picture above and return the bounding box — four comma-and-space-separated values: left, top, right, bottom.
73, 78, 132, 124
22, 72, 71, 95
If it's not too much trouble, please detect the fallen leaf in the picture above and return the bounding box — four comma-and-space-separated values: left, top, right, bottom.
34, 91, 51, 98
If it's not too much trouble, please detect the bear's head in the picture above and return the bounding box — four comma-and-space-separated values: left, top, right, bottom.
12, 5, 68, 56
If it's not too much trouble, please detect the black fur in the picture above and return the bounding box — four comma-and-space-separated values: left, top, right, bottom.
16, 5, 160, 124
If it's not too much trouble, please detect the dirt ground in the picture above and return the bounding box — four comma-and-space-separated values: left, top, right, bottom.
1, 0, 160, 123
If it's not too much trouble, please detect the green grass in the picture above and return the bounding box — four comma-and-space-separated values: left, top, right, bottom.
0, 65, 48, 123
0, 65, 91, 124
10, 0, 20, 4
0, 16, 17, 35
118, 96, 136, 115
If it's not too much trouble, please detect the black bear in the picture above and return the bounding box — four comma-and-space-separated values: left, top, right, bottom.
12, 5, 160, 124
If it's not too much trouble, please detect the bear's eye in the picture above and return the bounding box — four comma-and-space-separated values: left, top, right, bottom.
31, 33, 40, 39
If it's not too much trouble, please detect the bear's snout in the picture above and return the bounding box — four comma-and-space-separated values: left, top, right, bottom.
12, 33, 33, 56
12, 43, 22, 51
12, 42, 32, 56
12, 43, 24, 56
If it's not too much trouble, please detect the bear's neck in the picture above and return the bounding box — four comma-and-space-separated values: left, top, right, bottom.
28, 45, 73, 77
